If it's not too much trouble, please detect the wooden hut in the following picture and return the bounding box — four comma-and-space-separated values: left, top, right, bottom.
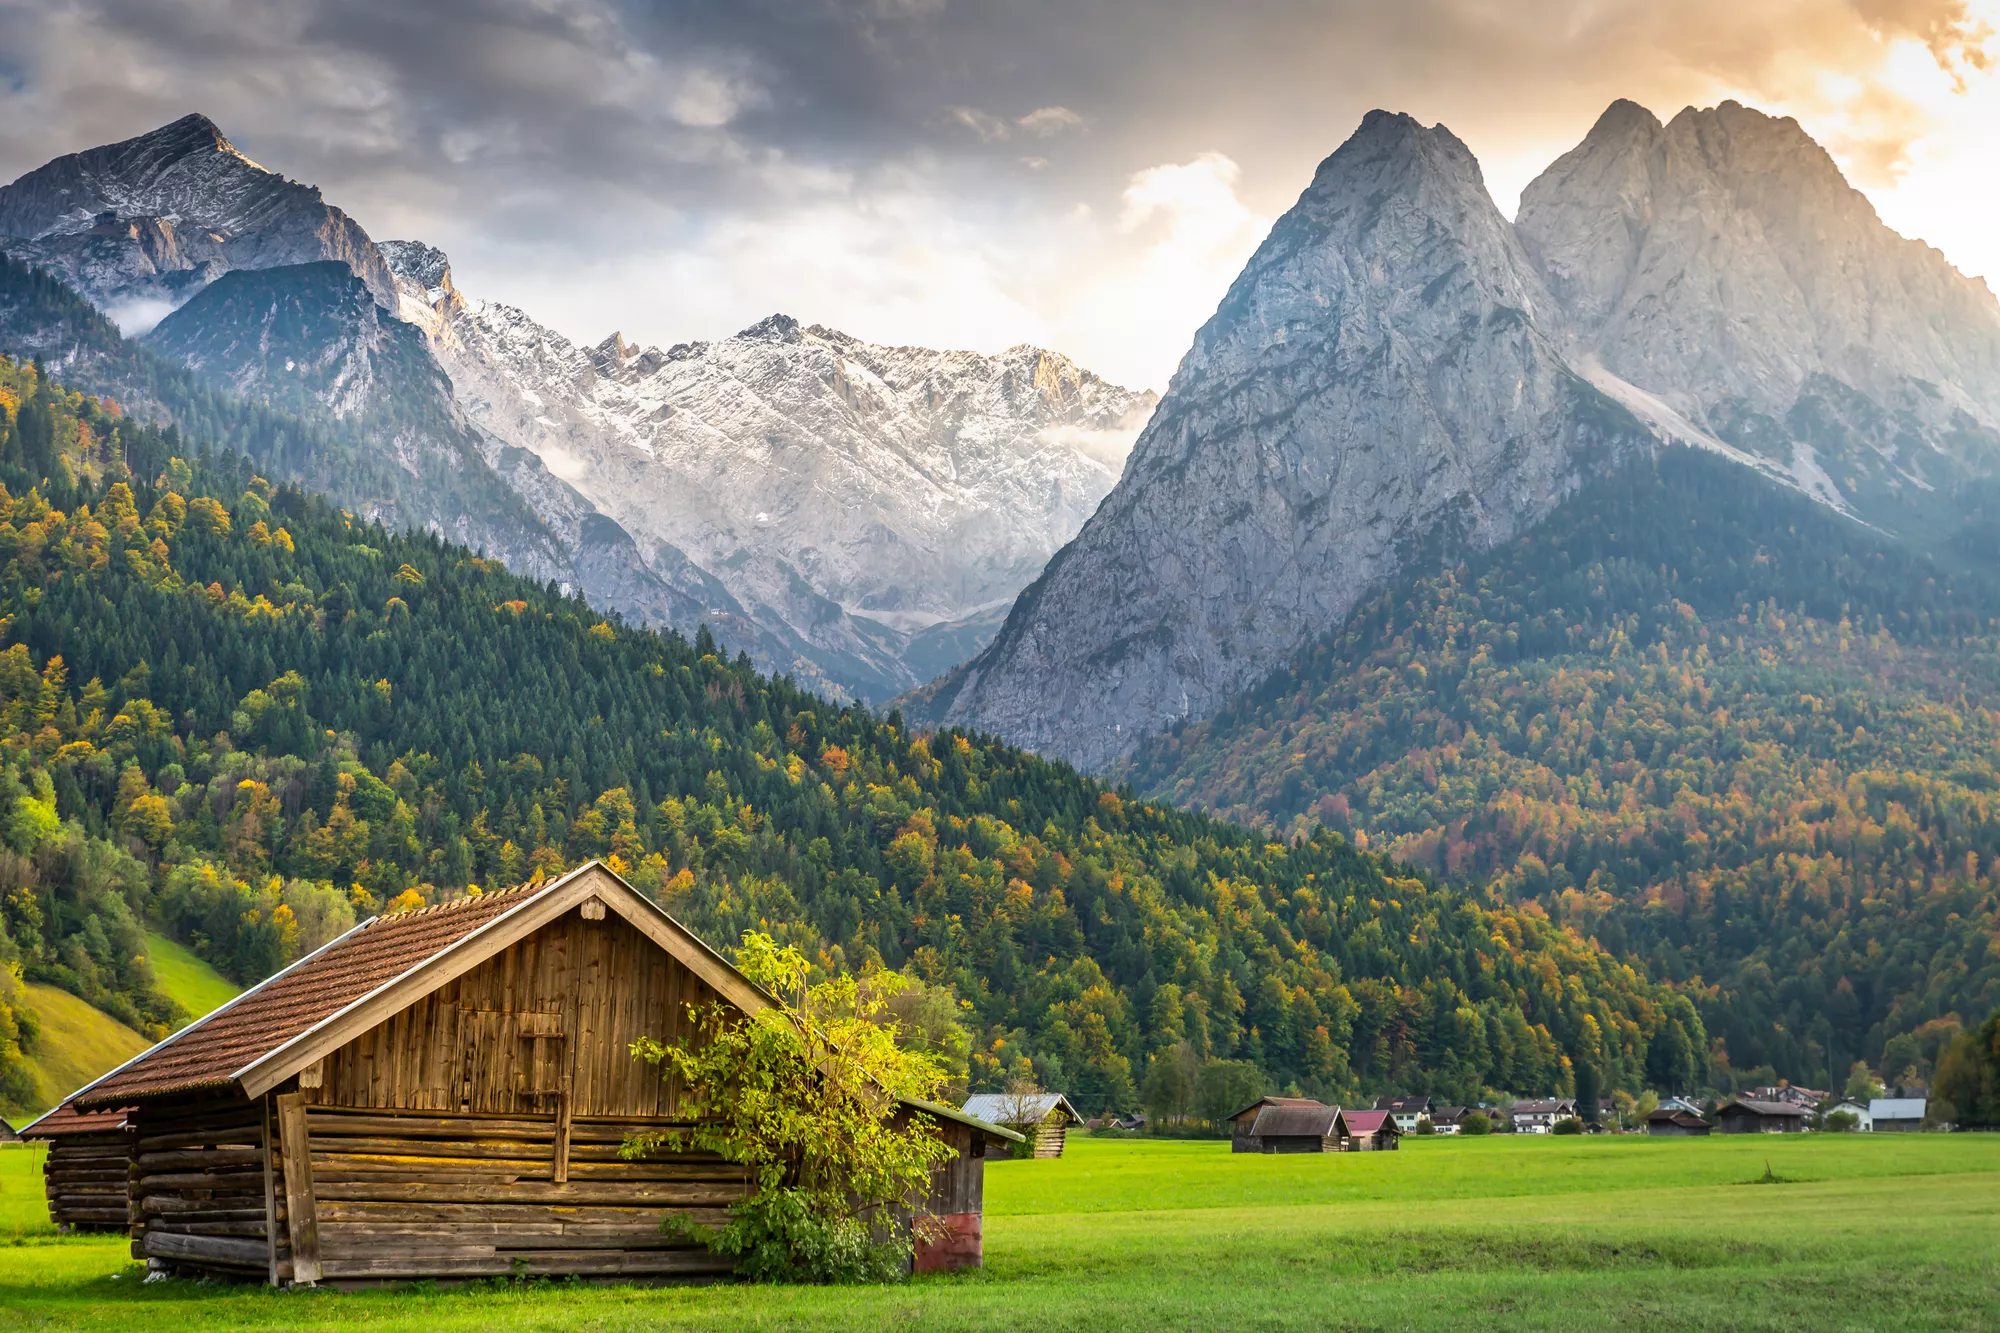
53, 862, 1019, 1285
1226, 1096, 1325, 1153
1715, 1098, 1807, 1134
1644, 1108, 1712, 1136
17, 1101, 134, 1231
959, 1092, 1082, 1158
1334, 1109, 1402, 1151
1249, 1102, 1342, 1153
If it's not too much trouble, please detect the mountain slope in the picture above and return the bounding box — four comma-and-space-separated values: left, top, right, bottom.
1517, 99, 2000, 536
384, 240, 1157, 700
0, 113, 393, 327
928, 110, 1654, 769
927, 100, 2000, 770
1117, 443, 2000, 1087
0, 350, 1701, 1116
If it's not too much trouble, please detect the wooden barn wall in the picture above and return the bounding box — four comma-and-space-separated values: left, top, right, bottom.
313, 908, 710, 1118
42, 1129, 134, 1232
298, 1106, 744, 1281
128, 1095, 282, 1280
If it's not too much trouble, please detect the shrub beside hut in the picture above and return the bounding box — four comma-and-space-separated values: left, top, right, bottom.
39, 863, 1018, 1285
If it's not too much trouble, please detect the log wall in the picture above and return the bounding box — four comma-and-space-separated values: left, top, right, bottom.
129, 1095, 282, 1280
42, 1129, 134, 1232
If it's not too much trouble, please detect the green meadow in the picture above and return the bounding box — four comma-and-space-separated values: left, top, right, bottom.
2, 1133, 1996, 1331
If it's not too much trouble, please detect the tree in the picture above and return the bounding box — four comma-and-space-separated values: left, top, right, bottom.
625, 933, 954, 1282
1551, 1116, 1584, 1135
1459, 1111, 1492, 1136
1843, 1060, 1885, 1103
1194, 1060, 1267, 1128
1143, 1041, 1200, 1127
1932, 1009, 2000, 1130
1823, 1109, 1860, 1132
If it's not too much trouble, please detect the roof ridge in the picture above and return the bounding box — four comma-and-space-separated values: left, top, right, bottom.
375, 877, 541, 924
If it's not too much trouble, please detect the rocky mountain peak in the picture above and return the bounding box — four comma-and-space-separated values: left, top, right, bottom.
0, 114, 394, 317
739, 313, 803, 343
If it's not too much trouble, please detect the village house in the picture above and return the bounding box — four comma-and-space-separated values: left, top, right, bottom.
1227, 1096, 1325, 1153
1373, 1094, 1433, 1133
1868, 1098, 1927, 1131
1824, 1099, 1874, 1130
1644, 1107, 1711, 1136
37, 863, 1019, 1285
1336, 1109, 1402, 1151
1427, 1106, 1469, 1135
1508, 1099, 1577, 1133
1715, 1098, 1808, 1133
960, 1092, 1083, 1158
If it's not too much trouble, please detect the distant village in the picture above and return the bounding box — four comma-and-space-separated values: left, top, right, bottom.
956, 1085, 1941, 1157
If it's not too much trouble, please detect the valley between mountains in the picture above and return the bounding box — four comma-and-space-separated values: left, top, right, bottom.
0, 94, 1996, 1117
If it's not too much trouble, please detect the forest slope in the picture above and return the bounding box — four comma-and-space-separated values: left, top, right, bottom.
1120, 447, 2000, 1090
0, 337, 1697, 1118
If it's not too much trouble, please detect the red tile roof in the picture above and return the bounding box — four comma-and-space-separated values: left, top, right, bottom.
18, 1101, 130, 1138
77, 882, 544, 1109
1339, 1110, 1396, 1134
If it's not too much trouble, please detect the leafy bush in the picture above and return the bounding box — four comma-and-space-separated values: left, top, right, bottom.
1413, 1117, 1436, 1135
1551, 1117, 1584, 1135
1459, 1112, 1492, 1135
1823, 1109, 1859, 1132
626, 933, 953, 1283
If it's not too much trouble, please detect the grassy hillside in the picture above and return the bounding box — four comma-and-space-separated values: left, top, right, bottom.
15, 984, 149, 1118
1120, 446, 2000, 1090
3, 1135, 1995, 1327
140, 932, 239, 1026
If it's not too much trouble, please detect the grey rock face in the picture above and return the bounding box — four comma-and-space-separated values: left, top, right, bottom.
936, 100, 2000, 771
0, 114, 394, 324
934, 111, 1651, 769
1517, 99, 2000, 525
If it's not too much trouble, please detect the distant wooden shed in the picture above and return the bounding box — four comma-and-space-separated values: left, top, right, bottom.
16, 1101, 134, 1231
1226, 1096, 1325, 1153
960, 1092, 1082, 1158
1335, 1109, 1402, 1151
1715, 1098, 1807, 1134
0, 1116, 17, 1143
1644, 1108, 1711, 1136
1250, 1102, 1343, 1153
51, 862, 1018, 1285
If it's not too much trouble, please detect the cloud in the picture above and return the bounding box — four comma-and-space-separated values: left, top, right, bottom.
0, 0, 1995, 391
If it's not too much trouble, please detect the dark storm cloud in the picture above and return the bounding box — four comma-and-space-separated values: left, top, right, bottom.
0, 0, 1990, 386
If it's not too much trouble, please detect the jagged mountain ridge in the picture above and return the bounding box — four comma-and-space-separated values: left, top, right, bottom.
381, 239, 1157, 699
0, 113, 394, 329
928, 100, 2000, 770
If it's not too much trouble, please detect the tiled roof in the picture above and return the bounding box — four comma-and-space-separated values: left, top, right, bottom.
1340, 1110, 1396, 1133
961, 1092, 1082, 1126
1722, 1098, 1807, 1117
1227, 1095, 1321, 1122
78, 882, 544, 1109
1251, 1103, 1340, 1138
18, 1101, 130, 1138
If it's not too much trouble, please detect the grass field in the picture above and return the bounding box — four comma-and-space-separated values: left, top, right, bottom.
141, 932, 240, 1024
1, 1133, 1995, 1331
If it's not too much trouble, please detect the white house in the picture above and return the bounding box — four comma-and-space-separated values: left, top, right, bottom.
1509, 1098, 1577, 1133
1824, 1099, 1873, 1131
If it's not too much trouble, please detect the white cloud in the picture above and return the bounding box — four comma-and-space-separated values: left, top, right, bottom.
1016, 105, 1084, 137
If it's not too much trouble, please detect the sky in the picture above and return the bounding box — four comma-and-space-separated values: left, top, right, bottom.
0, 0, 1996, 392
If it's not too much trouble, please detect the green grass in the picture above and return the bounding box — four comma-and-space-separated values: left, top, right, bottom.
141, 932, 240, 1025
13, 985, 151, 1122
2, 1135, 1997, 1330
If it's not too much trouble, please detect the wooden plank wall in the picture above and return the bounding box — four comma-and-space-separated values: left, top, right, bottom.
129, 1095, 283, 1279
42, 1130, 133, 1232
302, 1107, 743, 1281
313, 909, 704, 1118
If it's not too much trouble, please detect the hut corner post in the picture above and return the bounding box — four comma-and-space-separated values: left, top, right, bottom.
260, 1095, 280, 1286
275, 1092, 323, 1285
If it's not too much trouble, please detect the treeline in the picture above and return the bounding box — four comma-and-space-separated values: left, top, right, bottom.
0, 351, 1703, 1117
1122, 447, 2000, 1092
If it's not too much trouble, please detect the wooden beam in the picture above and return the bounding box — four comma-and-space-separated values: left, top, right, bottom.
275, 1093, 322, 1286
261, 1096, 279, 1287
